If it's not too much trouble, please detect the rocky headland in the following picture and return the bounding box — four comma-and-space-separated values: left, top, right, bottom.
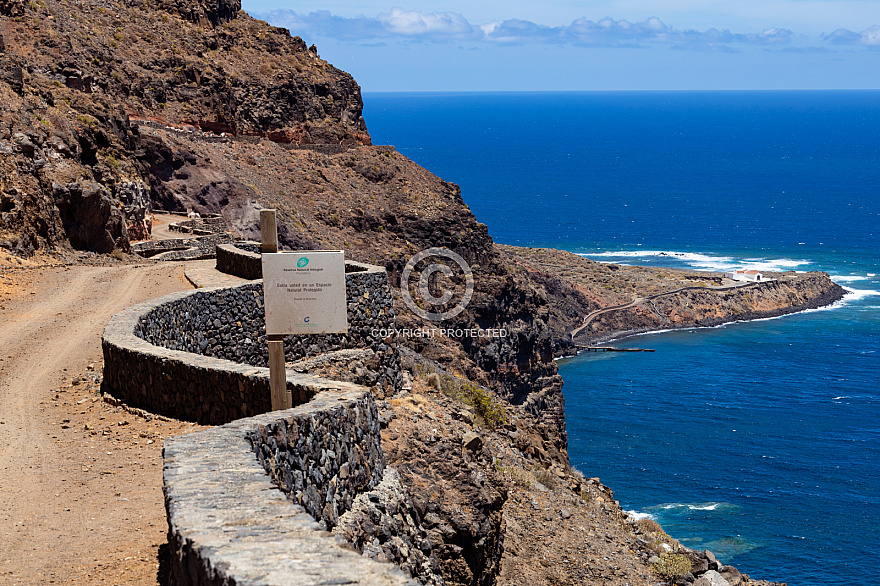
0, 0, 843, 583
499, 245, 846, 356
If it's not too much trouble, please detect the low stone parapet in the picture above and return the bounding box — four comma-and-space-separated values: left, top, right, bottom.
103, 288, 318, 423
216, 242, 262, 279
163, 382, 417, 585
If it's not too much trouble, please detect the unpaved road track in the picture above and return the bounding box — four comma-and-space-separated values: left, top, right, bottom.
0, 262, 196, 584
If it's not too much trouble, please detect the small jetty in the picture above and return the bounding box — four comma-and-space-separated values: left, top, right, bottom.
577, 346, 655, 352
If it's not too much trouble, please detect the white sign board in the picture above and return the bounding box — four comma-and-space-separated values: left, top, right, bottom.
262, 251, 348, 335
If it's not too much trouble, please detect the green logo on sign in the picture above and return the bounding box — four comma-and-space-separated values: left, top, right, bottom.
297, 257, 309, 268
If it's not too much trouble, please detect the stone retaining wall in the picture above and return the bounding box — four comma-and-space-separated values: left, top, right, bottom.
169, 216, 227, 234
103, 286, 424, 583
131, 237, 197, 257
103, 266, 429, 584
132, 261, 401, 396
249, 390, 384, 528
103, 289, 317, 423
216, 240, 371, 280
164, 386, 418, 585
132, 233, 233, 261
216, 242, 262, 279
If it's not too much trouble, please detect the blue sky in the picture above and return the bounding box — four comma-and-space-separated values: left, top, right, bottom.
243, 0, 880, 91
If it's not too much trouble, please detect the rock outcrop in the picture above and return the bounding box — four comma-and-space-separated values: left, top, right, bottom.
0, 0, 368, 255
1, 1, 832, 584
500, 245, 846, 354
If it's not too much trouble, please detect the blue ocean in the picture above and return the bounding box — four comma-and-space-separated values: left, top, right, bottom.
364, 91, 880, 586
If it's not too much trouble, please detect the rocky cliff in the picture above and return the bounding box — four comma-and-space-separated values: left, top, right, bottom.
0, 1, 832, 584
1, 3, 568, 583
0, 0, 368, 254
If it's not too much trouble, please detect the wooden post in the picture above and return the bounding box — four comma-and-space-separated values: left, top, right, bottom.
260, 209, 291, 410
260, 209, 278, 254
268, 334, 289, 410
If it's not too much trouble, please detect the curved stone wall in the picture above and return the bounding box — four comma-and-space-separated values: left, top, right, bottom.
130, 261, 401, 397
102, 285, 424, 584
103, 289, 315, 423
216, 241, 262, 279
216, 241, 377, 280
163, 389, 418, 586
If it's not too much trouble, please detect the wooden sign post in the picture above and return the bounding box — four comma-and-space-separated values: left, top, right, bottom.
260, 209, 291, 411
260, 209, 348, 412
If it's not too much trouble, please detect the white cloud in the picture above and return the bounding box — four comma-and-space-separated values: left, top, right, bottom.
378, 7, 475, 37
823, 25, 880, 46
256, 8, 878, 52
861, 25, 880, 45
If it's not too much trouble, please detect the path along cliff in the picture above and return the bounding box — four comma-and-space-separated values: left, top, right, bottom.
0, 257, 201, 584
0, 0, 844, 582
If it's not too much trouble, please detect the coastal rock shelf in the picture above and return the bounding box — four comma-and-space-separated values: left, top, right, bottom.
499, 245, 847, 355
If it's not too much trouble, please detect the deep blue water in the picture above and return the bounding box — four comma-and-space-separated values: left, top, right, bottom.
363, 91, 880, 586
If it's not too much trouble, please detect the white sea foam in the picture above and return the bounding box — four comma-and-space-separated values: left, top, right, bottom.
579, 250, 810, 273
654, 502, 729, 512
625, 510, 654, 521
830, 275, 871, 283
736, 258, 811, 272
841, 287, 880, 302
832, 396, 851, 400
757, 286, 880, 317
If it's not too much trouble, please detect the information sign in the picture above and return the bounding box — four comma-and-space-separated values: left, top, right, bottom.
262, 251, 348, 335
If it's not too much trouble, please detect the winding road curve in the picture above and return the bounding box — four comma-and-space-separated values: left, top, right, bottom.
570, 281, 763, 342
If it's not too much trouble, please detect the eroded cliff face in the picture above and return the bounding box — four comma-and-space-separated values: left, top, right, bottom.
1, 6, 571, 583
0, 0, 367, 254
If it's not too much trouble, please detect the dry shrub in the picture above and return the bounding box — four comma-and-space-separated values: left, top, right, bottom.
636, 517, 664, 535
651, 553, 692, 581
424, 372, 440, 390
502, 466, 535, 488
534, 468, 556, 488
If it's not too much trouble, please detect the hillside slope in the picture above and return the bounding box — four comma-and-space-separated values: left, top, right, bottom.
0, 2, 823, 584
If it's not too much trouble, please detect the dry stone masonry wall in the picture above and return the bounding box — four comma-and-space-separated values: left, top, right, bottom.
102, 288, 323, 424
133, 259, 402, 396
102, 264, 431, 584
164, 388, 418, 586
132, 233, 234, 261
248, 391, 384, 529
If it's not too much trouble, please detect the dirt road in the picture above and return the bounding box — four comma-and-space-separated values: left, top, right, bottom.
0, 261, 197, 584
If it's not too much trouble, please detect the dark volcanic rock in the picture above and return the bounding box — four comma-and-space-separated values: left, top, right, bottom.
158, 0, 241, 26
53, 181, 129, 253
0, 0, 24, 16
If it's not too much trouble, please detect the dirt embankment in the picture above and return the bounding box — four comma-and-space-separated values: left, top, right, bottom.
500, 245, 846, 355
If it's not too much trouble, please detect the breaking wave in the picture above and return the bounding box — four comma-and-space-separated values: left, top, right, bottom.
579, 250, 811, 273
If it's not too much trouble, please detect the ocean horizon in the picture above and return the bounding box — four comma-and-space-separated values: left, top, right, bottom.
364, 90, 880, 586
